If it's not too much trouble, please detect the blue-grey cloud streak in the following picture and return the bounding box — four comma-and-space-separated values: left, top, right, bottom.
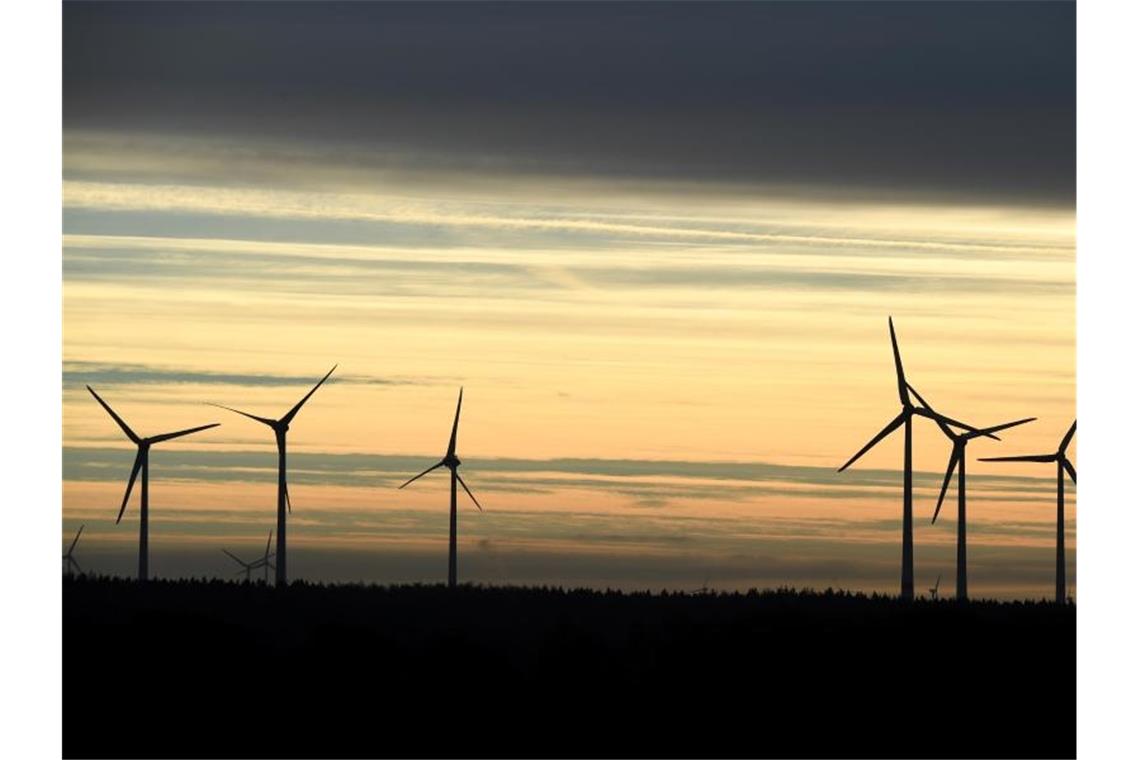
63, 445, 1059, 505
62, 361, 432, 389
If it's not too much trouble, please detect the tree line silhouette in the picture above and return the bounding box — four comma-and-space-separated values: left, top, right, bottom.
63, 575, 1075, 758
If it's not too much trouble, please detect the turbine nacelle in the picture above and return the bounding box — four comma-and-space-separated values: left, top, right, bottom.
211, 365, 337, 436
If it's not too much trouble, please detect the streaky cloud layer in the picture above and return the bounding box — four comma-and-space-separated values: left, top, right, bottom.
61, 2, 1074, 596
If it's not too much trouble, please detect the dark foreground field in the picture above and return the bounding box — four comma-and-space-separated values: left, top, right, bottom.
64, 578, 1074, 759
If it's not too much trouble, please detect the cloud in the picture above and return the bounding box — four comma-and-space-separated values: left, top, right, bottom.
63, 181, 1070, 257
62, 446, 1059, 504
63, 361, 432, 389
61, 233, 1072, 300
63, 2, 1074, 205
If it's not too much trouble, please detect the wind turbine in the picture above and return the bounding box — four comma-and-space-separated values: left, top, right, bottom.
980, 421, 1076, 604
212, 366, 336, 587
63, 525, 85, 577
929, 573, 941, 600
256, 529, 275, 583
88, 386, 220, 581
222, 548, 258, 583
837, 317, 991, 601
222, 532, 275, 584
398, 388, 482, 588
906, 383, 1035, 601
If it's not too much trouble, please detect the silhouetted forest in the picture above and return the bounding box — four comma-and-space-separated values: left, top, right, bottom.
64, 577, 1074, 759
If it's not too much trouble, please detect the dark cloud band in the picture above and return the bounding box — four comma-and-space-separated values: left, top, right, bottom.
63, 1, 1074, 205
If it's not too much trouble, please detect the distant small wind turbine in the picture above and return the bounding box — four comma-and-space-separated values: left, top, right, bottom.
256, 529, 275, 583
212, 366, 336, 587
88, 386, 220, 581
837, 318, 990, 601
398, 388, 482, 588
63, 525, 85, 577
980, 421, 1076, 604
222, 549, 257, 582
929, 574, 941, 600
222, 532, 275, 584
907, 383, 1035, 602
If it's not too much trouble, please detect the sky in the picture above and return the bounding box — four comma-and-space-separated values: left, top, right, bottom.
61, 1, 1075, 598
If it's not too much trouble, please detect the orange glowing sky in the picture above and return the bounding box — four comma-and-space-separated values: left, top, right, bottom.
61, 2, 1074, 598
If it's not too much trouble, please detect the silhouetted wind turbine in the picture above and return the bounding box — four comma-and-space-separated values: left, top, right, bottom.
63, 525, 85, 577
836, 318, 991, 601
980, 421, 1076, 604
907, 383, 1035, 601
222, 548, 257, 583
88, 386, 220, 581
212, 366, 336, 587
222, 532, 275, 583
398, 388, 482, 588
256, 529, 275, 583
929, 574, 941, 600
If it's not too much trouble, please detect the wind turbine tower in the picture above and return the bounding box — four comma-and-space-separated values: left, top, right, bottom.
907, 383, 1034, 601
980, 421, 1076, 604
398, 388, 483, 588
837, 318, 989, 601
213, 366, 336, 587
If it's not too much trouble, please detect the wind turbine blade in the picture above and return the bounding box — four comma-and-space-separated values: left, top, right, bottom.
965, 417, 1036, 440
927, 413, 982, 437
887, 317, 908, 405
116, 449, 144, 524
905, 382, 934, 412
281, 365, 337, 426
904, 383, 987, 439
265, 530, 273, 559
978, 453, 1056, 463
931, 451, 960, 524
221, 549, 248, 567
447, 387, 463, 457
934, 412, 999, 441
209, 403, 277, 428
71, 558, 82, 573
398, 462, 444, 489
1060, 420, 1077, 455
87, 386, 140, 443
285, 481, 292, 514
456, 473, 482, 511
68, 525, 85, 554
148, 422, 221, 444
906, 384, 955, 437
1062, 457, 1077, 484
837, 412, 906, 472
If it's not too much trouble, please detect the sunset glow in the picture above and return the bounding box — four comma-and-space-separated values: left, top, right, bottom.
62, 2, 1075, 598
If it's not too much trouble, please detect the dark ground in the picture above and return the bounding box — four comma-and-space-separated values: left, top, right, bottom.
63, 577, 1075, 759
